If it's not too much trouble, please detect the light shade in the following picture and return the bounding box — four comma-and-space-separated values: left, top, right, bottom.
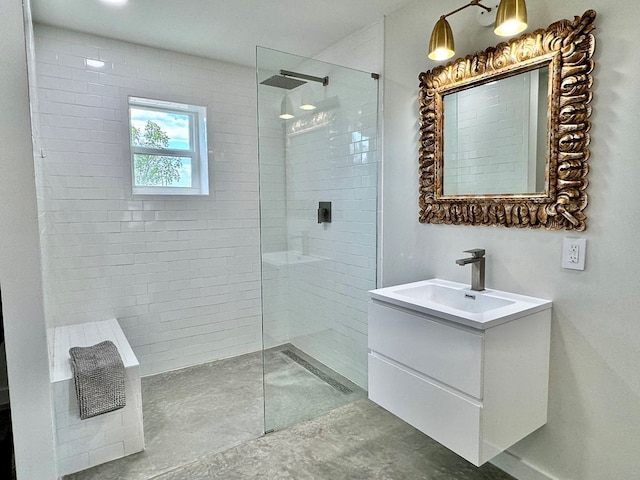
279, 95, 295, 120
428, 17, 455, 61
494, 0, 528, 36
299, 85, 317, 111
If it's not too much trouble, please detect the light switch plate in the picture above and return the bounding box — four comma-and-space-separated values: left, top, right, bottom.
562, 238, 586, 270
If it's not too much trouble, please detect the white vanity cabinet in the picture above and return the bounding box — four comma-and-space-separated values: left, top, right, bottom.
368, 294, 551, 466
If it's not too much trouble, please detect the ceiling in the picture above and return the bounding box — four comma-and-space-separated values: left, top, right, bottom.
30, 0, 415, 67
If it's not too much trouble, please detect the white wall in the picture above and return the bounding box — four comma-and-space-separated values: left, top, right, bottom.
314, 21, 384, 74
384, 1, 640, 479
0, 1, 58, 478
33, 25, 262, 376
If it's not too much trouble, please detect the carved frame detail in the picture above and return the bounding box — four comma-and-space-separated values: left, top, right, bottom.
418, 10, 596, 231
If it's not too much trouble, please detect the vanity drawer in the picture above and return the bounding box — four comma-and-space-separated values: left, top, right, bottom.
368, 300, 483, 397
368, 354, 481, 465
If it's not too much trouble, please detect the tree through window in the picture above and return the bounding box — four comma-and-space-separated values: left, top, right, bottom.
129, 97, 209, 195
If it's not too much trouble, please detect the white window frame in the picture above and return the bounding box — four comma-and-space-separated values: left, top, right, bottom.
129, 96, 209, 195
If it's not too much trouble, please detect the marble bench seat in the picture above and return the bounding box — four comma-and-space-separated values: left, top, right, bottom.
51, 319, 144, 476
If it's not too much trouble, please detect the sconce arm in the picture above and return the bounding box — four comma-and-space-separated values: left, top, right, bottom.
442, 0, 491, 19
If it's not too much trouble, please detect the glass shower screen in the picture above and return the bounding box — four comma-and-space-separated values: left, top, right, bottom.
257, 46, 379, 433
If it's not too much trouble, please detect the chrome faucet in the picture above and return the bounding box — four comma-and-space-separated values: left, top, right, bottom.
455, 249, 485, 291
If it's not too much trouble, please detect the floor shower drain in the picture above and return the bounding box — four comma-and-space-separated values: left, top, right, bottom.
280, 350, 353, 395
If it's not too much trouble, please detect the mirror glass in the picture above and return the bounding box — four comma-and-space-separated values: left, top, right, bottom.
441, 67, 549, 196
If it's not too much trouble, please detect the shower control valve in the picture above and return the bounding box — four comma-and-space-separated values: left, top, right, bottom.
318, 202, 332, 224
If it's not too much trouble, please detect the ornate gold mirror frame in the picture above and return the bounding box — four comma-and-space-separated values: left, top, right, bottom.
418, 10, 596, 231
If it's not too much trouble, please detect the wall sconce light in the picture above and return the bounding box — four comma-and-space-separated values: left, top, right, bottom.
269, 70, 329, 120
428, 0, 528, 61
494, 0, 527, 36
299, 85, 317, 111
279, 95, 295, 120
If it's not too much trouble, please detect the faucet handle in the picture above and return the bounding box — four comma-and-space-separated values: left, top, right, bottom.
463, 248, 485, 258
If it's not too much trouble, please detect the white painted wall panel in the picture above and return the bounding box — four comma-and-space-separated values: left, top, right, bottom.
383, 1, 640, 479
0, 2, 57, 478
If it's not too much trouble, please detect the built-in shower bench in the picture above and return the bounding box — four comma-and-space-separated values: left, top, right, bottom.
50, 318, 144, 476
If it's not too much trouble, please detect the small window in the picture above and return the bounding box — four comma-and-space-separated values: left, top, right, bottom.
129, 97, 209, 195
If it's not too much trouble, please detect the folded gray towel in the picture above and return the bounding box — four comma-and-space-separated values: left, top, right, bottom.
69, 340, 126, 420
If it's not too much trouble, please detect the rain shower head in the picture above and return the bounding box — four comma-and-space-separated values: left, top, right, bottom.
260, 75, 307, 90
260, 70, 330, 90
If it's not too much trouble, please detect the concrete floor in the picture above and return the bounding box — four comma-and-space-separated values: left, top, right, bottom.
263, 346, 366, 432
65, 350, 264, 480
65, 347, 515, 480
153, 399, 515, 480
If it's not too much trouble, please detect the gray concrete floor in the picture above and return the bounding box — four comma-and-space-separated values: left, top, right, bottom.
264, 345, 366, 432
65, 350, 264, 480
65, 347, 515, 480
153, 399, 515, 480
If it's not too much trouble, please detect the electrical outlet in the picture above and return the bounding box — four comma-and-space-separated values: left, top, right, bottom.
568, 243, 580, 263
562, 238, 586, 270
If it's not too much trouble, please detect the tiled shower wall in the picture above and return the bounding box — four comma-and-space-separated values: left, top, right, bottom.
33, 25, 262, 376
258, 23, 383, 389
285, 85, 378, 388
443, 72, 543, 195
258, 85, 290, 348
291, 22, 382, 388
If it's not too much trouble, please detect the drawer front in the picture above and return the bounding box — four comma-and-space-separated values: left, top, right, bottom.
369, 301, 483, 397
368, 354, 481, 466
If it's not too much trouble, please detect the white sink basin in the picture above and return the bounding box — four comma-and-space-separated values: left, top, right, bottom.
369, 278, 552, 329
397, 283, 515, 313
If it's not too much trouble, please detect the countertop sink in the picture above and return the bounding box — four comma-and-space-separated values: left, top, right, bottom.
369, 278, 552, 329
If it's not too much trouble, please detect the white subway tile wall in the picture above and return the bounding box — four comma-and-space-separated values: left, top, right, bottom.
258, 24, 382, 389
443, 72, 539, 195
291, 24, 382, 389
33, 24, 261, 376
284, 86, 379, 389
34, 20, 383, 390
258, 86, 291, 349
